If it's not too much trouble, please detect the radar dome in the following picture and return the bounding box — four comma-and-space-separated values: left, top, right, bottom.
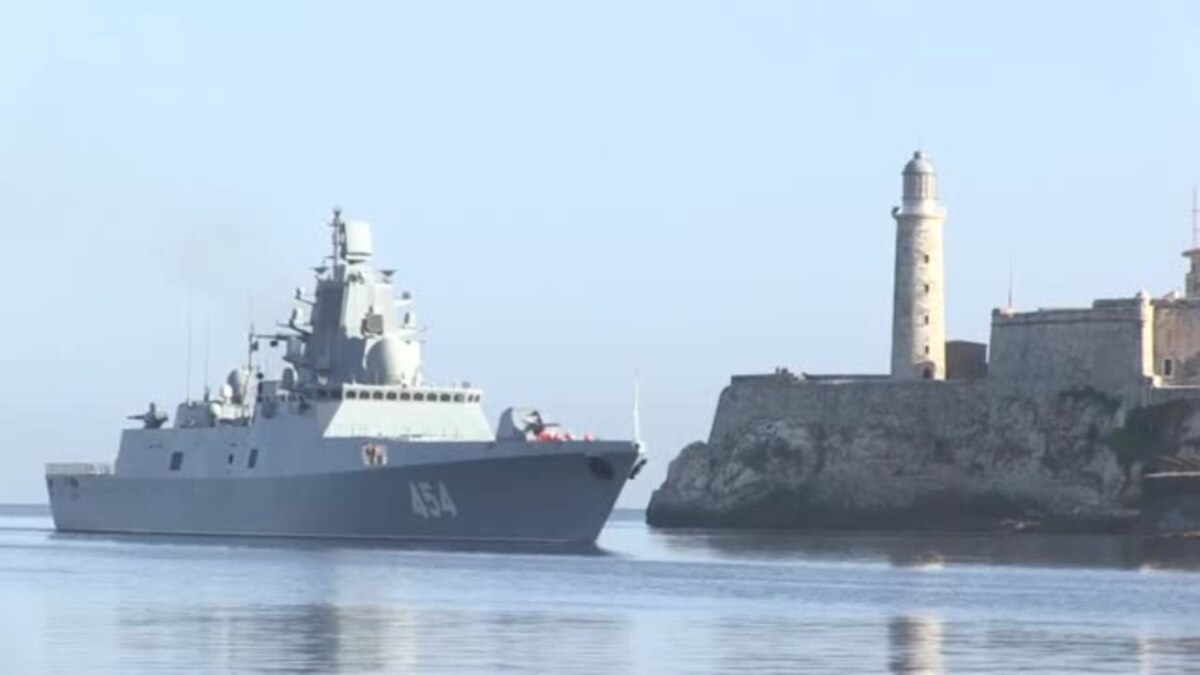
365, 336, 421, 385
226, 369, 250, 404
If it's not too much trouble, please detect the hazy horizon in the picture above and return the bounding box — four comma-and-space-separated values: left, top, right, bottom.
2, 1, 1199, 506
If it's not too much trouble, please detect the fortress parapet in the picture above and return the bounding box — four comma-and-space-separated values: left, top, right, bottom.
988, 296, 1155, 398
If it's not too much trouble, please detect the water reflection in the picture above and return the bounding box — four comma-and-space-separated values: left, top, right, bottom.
1134, 631, 1200, 675
9, 508, 1200, 674
105, 602, 633, 673
888, 615, 944, 674
114, 602, 410, 673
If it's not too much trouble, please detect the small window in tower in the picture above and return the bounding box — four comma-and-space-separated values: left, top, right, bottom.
923, 367, 933, 380
924, 315, 930, 325
924, 345, 931, 355
169, 452, 184, 471
248, 448, 259, 469
924, 254, 930, 264
924, 284, 931, 293
1164, 358, 1175, 377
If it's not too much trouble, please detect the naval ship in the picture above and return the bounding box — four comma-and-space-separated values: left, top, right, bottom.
46, 210, 644, 543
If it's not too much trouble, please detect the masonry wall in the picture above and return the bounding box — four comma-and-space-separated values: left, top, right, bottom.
946, 340, 987, 380
988, 298, 1152, 398
891, 215, 946, 379
1152, 298, 1200, 385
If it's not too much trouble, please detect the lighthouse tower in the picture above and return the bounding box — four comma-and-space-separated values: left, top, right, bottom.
891, 151, 948, 380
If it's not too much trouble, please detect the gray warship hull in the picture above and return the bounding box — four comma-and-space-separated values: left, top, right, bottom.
48, 443, 637, 543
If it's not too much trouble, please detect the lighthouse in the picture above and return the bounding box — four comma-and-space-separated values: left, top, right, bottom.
891, 151, 948, 380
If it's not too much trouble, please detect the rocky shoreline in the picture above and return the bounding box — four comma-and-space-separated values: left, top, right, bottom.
646, 376, 1200, 535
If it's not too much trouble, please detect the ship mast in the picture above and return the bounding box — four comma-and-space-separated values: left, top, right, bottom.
330, 206, 344, 265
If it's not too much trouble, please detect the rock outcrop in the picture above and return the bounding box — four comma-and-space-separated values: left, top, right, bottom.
647, 375, 1200, 533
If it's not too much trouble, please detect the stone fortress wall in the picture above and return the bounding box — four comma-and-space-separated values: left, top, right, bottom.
647, 151, 1200, 531
988, 298, 1154, 399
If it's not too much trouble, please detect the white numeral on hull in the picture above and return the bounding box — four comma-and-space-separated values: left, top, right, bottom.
410, 481, 457, 519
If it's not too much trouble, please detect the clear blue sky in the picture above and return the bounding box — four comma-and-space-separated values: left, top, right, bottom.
1, 1, 1198, 505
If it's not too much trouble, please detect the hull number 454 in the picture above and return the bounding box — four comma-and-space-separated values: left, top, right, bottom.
409, 481, 458, 519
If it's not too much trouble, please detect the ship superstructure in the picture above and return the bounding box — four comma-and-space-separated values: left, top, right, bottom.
46, 211, 643, 543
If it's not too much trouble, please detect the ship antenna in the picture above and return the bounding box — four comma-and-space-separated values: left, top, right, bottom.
246, 322, 257, 377
633, 370, 642, 447
330, 206, 343, 263
185, 287, 193, 404
203, 314, 210, 400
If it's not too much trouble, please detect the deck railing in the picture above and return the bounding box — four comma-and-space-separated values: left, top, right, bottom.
45, 462, 113, 476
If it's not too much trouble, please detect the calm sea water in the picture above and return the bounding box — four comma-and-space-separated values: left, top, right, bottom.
4, 506, 1200, 673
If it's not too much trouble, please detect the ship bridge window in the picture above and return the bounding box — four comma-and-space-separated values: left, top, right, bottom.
346, 391, 358, 400
372, 391, 384, 401
439, 393, 451, 402
401, 392, 412, 401
386, 392, 397, 401
331, 389, 342, 400
414, 393, 425, 401
454, 394, 465, 403
316, 389, 328, 399
169, 452, 184, 471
